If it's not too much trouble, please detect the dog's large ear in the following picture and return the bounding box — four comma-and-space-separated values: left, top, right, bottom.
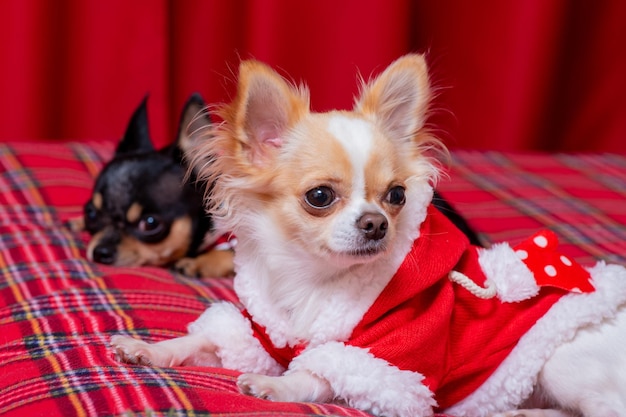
229, 60, 310, 167
355, 54, 431, 144
172, 93, 211, 163
116, 96, 154, 156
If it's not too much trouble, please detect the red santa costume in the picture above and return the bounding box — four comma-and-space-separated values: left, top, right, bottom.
188, 205, 626, 417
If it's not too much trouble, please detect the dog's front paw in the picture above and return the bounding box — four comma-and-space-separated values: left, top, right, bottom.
237, 374, 281, 401
110, 335, 172, 367
237, 374, 304, 402
175, 250, 235, 278
238, 371, 332, 403
174, 257, 204, 277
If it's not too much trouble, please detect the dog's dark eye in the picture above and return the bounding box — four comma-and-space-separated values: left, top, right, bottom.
305, 186, 335, 208
83, 203, 100, 233
138, 215, 164, 235
85, 204, 98, 221
386, 186, 406, 206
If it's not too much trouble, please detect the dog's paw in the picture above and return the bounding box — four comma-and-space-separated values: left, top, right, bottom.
174, 250, 235, 278
110, 335, 172, 367
237, 371, 332, 403
238, 373, 287, 402
174, 257, 203, 277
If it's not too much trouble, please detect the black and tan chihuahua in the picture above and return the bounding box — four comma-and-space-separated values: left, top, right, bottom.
72, 94, 235, 277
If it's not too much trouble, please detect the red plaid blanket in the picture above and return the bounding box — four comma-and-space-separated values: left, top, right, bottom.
1, 141, 624, 417
439, 151, 626, 266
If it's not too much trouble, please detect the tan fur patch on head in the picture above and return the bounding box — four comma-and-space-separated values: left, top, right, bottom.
126, 202, 143, 224
364, 132, 412, 205
92, 192, 103, 210
280, 113, 353, 211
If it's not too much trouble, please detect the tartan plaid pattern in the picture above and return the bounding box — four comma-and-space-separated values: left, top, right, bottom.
438, 151, 626, 267
0, 141, 624, 417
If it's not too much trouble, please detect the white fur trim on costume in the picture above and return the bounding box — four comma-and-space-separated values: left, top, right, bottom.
288, 341, 436, 417
187, 302, 283, 375
478, 243, 539, 302
446, 261, 626, 416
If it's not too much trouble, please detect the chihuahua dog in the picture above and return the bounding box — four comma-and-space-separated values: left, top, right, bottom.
111, 55, 626, 417
76, 94, 234, 277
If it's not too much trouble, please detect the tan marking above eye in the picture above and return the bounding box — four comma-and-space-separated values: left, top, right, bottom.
92, 192, 103, 210
120, 216, 192, 266
126, 202, 143, 224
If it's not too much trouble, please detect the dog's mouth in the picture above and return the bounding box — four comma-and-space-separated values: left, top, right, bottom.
349, 246, 385, 257
331, 241, 388, 261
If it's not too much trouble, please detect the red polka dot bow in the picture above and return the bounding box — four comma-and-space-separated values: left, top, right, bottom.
514, 230, 595, 293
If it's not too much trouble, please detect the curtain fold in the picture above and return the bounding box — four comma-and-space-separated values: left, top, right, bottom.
0, 0, 624, 152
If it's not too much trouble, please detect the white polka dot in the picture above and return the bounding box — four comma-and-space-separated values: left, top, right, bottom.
533, 236, 548, 248
544, 265, 557, 277
572, 287, 582, 293
560, 255, 572, 266
516, 249, 528, 260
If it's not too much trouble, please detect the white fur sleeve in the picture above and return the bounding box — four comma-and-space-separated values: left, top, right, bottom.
187, 301, 284, 375
288, 341, 436, 417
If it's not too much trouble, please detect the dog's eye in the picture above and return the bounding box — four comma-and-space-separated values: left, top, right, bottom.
83, 203, 101, 233
85, 204, 98, 221
386, 186, 406, 206
305, 186, 335, 208
138, 215, 164, 235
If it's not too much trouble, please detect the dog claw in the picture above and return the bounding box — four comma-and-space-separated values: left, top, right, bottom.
174, 252, 235, 278
238, 373, 284, 401
110, 335, 158, 366
238, 374, 268, 399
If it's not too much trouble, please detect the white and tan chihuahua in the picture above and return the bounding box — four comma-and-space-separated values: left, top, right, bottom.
111, 55, 626, 417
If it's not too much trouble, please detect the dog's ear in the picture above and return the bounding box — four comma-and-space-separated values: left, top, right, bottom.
355, 54, 431, 144
172, 93, 211, 163
229, 60, 310, 167
116, 95, 154, 156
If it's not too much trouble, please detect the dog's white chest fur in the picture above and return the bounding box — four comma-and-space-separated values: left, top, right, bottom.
232, 214, 411, 348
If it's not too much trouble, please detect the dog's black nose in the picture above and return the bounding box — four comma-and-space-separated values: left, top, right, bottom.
92, 244, 116, 264
357, 212, 388, 241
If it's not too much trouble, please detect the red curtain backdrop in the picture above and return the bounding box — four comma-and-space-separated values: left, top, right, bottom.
0, 0, 624, 152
